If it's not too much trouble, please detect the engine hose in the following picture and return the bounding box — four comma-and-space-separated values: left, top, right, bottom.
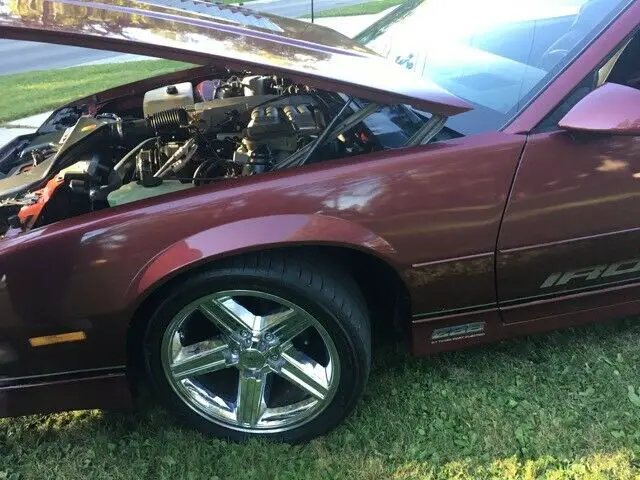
146, 108, 189, 133
154, 137, 197, 178
113, 137, 158, 180
192, 159, 221, 185
158, 144, 198, 179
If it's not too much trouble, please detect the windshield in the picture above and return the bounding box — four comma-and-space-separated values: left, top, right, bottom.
361, 0, 632, 135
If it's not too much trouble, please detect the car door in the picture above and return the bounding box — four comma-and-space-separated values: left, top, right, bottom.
497, 27, 640, 325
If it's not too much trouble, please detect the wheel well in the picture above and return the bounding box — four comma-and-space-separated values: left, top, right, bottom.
126, 245, 411, 389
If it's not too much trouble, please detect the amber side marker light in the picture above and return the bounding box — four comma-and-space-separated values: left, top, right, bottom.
29, 331, 87, 347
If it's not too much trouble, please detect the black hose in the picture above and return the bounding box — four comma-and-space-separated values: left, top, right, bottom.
113, 137, 158, 180
192, 159, 221, 185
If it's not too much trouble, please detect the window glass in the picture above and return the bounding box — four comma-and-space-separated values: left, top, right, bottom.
362, 0, 632, 134
605, 33, 640, 87
536, 29, 640, 131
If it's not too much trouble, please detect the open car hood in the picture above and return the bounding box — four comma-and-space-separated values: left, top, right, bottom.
0, 0, 472, 116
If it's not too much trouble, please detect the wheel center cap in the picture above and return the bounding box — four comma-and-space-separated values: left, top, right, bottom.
239, 348, 266, 369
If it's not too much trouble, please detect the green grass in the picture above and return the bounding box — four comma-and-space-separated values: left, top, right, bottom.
309, 0, 403, 18
0, 60, 192, 124
3, 319, 640, 479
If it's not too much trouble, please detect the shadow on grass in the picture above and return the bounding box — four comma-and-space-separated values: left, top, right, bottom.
3, 318, 640, 478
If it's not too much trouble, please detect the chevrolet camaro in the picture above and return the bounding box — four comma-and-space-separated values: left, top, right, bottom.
0, 0, 639, 442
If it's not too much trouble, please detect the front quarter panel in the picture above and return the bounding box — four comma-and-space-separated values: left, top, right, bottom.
0, 131, 523, 380
130, 214, 397, 303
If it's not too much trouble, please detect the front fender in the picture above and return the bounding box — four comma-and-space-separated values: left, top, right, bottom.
126, 214, 398, 305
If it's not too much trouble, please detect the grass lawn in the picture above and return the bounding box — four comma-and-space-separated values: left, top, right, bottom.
3, 318, 640, 479
0, 60, 192, 124
310, 0, 404, 18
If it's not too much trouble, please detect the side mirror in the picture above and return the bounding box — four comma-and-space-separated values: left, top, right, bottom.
558, 83, 640, 136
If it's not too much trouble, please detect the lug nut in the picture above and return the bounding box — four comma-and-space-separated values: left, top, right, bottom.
240, 330, 251, 338
264, 333, 274, 341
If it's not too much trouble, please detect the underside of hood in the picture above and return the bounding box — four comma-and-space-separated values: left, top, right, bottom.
0, 0, 472, 116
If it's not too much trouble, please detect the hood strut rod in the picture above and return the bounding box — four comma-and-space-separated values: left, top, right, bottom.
278, 98, 380, 169
297, 96, 354, 167
406, 114, 446, 146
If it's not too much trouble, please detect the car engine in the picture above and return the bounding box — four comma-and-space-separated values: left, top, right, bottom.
0, 72, 442, 234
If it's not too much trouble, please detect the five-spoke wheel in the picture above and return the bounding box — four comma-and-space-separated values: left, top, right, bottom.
161, 290, 341, 431
144, 253, 371, 442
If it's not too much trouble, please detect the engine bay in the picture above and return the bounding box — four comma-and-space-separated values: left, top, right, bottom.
0, 71, 451, 234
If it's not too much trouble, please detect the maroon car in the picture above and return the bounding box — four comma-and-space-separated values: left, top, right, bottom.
0, 0, 639, 442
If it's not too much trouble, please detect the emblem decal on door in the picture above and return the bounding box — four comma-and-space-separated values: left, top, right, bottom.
540, 258, 640, 289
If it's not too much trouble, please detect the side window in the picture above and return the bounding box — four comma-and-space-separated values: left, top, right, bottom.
535, 29, 640, 132
605, 33, 640, 87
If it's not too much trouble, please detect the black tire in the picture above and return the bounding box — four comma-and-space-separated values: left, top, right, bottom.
143, 251, 371, 443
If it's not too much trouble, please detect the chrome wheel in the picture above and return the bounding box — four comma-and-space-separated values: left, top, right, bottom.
160, 290, 341, 433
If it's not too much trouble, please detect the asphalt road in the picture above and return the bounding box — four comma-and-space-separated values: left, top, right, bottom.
0, 41, 127, 76
0, 0, 365, 75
